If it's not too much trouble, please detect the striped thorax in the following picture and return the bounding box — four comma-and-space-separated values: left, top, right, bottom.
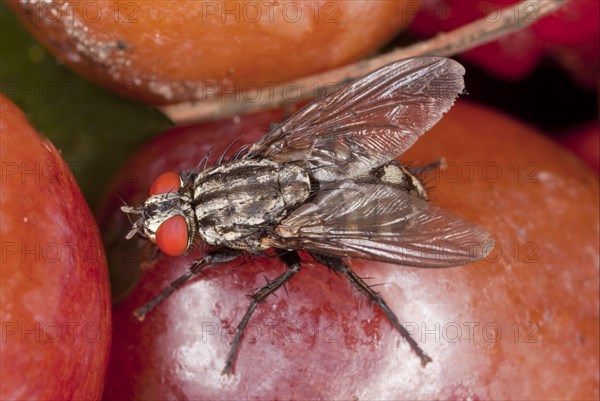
193, 159, 311, 249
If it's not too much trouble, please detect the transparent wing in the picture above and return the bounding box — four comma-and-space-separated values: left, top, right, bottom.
245, 57, 465, 181
269, 182, 494, 268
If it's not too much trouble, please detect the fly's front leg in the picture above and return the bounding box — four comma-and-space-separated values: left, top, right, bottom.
311, 252, 433, 367
222, 251, 301, 375
133, 249, 242, 320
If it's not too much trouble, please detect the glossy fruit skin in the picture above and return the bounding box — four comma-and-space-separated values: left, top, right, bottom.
0, 95, 111, 400
560, 123, 599, 175
9, 0, 417, 105
99, 103, 599, 400
410, 0, 599, 87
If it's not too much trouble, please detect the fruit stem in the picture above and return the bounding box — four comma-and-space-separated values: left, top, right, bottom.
161, 0, 567, 125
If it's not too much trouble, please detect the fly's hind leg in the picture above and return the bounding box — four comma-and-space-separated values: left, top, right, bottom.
311, 252, 432, 367
222, 251, 301, 375
133, 248, 242, 320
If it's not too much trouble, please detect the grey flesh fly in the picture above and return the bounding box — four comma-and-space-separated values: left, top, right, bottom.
122, 56, 494, 375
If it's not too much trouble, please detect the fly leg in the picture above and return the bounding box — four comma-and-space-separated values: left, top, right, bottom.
222, 251, 301, 375
133, 248, 242, 320
311, 252, 432, 367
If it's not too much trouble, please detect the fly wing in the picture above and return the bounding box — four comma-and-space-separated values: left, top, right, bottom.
244, 57, 465, 181
268, 182, 494, 267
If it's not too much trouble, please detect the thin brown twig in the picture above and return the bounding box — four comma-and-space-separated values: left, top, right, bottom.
161, 0, 567, 125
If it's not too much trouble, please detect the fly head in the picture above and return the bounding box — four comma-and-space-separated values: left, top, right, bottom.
121, 171, 197, 256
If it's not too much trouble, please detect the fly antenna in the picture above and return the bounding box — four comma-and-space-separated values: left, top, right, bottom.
120, 205, 142, 214
118, 197, 137, 226
120, 196, 143, 215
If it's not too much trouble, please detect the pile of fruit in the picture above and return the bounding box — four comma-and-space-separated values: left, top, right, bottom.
1, 1, 597, 399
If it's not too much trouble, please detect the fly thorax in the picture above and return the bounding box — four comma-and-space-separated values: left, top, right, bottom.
193, 159, 311, 249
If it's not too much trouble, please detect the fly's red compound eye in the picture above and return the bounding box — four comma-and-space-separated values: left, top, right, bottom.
150, 171, 181, 195
155, 215, 189, 256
